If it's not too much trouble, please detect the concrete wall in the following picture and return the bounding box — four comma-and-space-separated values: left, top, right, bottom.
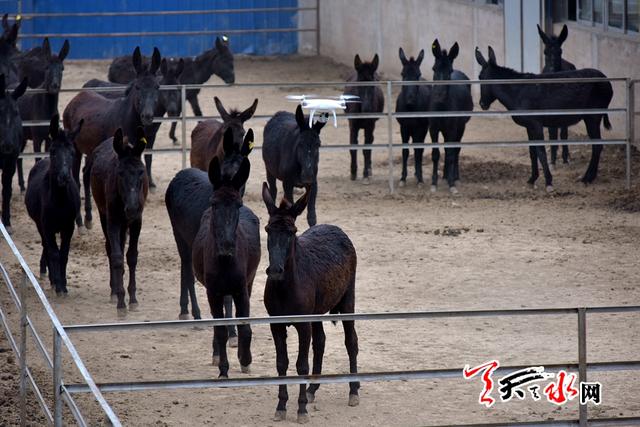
318, 0, 504, 83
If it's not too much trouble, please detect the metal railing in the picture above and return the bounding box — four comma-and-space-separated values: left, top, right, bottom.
19, 76, 635, 192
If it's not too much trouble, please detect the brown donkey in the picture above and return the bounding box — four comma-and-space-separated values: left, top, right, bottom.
262, 183, 359, 423
91, 127, 149, 314
190, 96, 257, 171
63, 46, 160, 229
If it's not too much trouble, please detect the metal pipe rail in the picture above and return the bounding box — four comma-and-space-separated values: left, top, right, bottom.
19, 28, 317, 39
0, 222, 120, 426
9, 7, 318, 19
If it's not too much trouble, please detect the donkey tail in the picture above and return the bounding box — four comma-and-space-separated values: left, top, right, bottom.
603, 114, 612, 130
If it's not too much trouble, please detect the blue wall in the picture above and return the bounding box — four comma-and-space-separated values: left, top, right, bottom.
13, 0, 299, 59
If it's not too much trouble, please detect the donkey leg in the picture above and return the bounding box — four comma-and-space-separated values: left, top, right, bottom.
224, 295, 237, 346
266, 172, 278, 201
306, 322, 326, 402
144, 152, 155, 191
560, 126, 570, 164
294, 322, 312, 423
271, 324, 289, 421
107, 223, 126, 312
43, 231, 63, 294
189, 96, 203, 117
444, 147, 457, 192
527, 146, 539, 187
59, 226, 73, 294
549, 127, 559, 166
126, 219, 142, 308
430, 129, 440, 192
72, 152, 83, 228
169, 122, 179, 145
363, 125, 375, 181
176, 237, 199, 319
349, 125, 358, 180
233, 289, 252, 372
306, 182, 318, 227
39, 246, 48, 279
1, 162, 16, 231
414, 129, 427, 185
82, 156, 93, 229
535, 145, 554, 192
17, 157, 25, 194
581, 119, 603, 184
399, 126, 410, 186
209, 292, 229, 377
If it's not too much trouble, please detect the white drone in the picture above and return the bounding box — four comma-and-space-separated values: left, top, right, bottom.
286, 94, 360, 127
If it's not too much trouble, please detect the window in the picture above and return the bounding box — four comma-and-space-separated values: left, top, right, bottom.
574, 0, 638, 33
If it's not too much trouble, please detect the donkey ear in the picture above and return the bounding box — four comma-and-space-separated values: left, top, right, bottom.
295, 104, 307, 130
487, 46, 497, 65
416, 49, 425, 66
449, 42, 459, 61
12, 77, 27, 100
132, 126, 147, 157
239, 98, 258, 122
222, 126, 234, 155
558, 24, 569, 44
160, 58, 168, 76
262, 182, 276, 215
58, 39, 70, 61
113, 129, 126, 158
432, 39, 441, 58
49, 114, 59, 140
42, 37, 52, 60
7, 21, 18, 44
290, 187, 310, 218
215, 36, 226, 51
354, 54, 362, 70
208, 157, 222, 189
475, 47, 487, 67
537, 24, 550, 45
371, 54, 379, 71
240, 129, 254, 156
214, 96, 231, 122
149, 47, 161, 75
132, 47, 143, 75
231, 157, 251, 191
399, 47, 408, 66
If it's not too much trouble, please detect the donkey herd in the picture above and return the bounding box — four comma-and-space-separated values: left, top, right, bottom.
0, 13, 617, 422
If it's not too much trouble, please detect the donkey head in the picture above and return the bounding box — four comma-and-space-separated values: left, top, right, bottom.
48, 114, 81, 187
0, 75, 26, 155
475, 46, 499, 110
399, 47, 424, 106
537, 24, 568, 72
294, 105, 325, 184
112, 127, 148, 222
215, 96, 258, 150
131, 46, 161, 126
41, 38, 70, 94
212, 35, 235, 84
219, 125, 254, 182
354, 53, 379, 82
207, 155, 250, 257
431, 39, 459, 106
262, 182, 309, 281
158, 58, 184, 118
0, 15, 19, 50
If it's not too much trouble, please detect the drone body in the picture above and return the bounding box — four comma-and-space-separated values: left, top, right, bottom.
286, 94, 360, 127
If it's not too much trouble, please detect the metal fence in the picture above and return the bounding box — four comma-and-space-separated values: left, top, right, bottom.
2, 219, 640, 426
18, 76, 635, 192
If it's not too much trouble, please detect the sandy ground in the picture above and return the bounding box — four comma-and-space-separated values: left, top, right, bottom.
1, 55, 640, 426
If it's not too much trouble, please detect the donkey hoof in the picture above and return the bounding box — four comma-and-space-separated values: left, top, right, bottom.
84, 220, 93, 230
430, 185, 437, 193
273, 410, 287, 421
116, 307, 128, 319
228, 336, 238, 348
241, 364, 251, 374
454, 180, 461, 187
362, 177, 370, 185
306, 392, 315, 403
110, 294, 118, 303
549, 164, 556, 172
178, 313, 190, 320
350, 172, 357, 181
297, 413, 310, 424
546, 185, 555, 193
348, 394, 360, 407
149, 186, 157, 194
449, 186, 458, 195
76, 226, 86, 236
416, 181, 424, 187
398, 180, 406, 188
128, 302, 139, 311
4, 226, 12, 235
212, 355, 220, 366
39, 271, 47, 280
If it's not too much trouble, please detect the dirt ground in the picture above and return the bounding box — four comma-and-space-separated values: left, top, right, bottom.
1, 55, 640, 426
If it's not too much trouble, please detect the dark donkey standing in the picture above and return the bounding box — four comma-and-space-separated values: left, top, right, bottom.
191, 155, 260, 378
429, 39, 473, 193
17, 38, 70, 193
83, 57, 185, 191
262, 183, 359, 423
396, 48, 430, 187
0, 75, 28, 234
538, 24, 577, 166
25, 115, 82, 295
344, 54, 384, 183
91, 127, 149, 313
64, 46, 161, 229
190, 96, 258, 172
166, 128, 254, 349
108, 36, 235, 144
262, 105, 326, 227
475, 46, 613, 190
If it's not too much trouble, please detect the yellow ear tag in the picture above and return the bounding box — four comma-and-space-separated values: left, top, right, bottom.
222, 35, 229, 42
248, 141, 254, 150
432, 43, 436, 49
141, 137, 148, 145
16, 15, 21, 21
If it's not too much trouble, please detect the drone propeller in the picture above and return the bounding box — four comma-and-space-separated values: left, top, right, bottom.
340, 94, 360, 100
286, 94, 319, 101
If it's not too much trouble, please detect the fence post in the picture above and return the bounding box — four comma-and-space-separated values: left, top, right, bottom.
626, 79, 634, 190
578, 308, 587, 427
53, 328, 63, 427
18, 272, 27, 427
386, 81, 394, 193
181, 85, 187, 170
315, 0, 320, 55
